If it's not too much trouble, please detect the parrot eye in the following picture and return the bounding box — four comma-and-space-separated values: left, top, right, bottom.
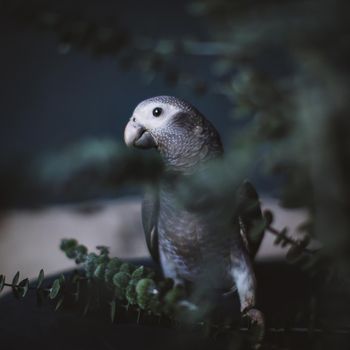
152, 107, 162, 117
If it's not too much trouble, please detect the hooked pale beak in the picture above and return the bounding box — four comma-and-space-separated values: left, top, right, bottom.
124, 119, 157, 149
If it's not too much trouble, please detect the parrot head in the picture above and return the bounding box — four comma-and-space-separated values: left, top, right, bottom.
124, 96, 223, 171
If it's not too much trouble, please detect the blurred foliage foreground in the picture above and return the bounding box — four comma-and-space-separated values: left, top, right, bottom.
1, 0, 350, 348
0, 226, 329, 350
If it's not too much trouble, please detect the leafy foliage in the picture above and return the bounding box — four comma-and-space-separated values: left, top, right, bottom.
59, 239, 188, 319
0, 224, 316, 317
0, 223, 341, 350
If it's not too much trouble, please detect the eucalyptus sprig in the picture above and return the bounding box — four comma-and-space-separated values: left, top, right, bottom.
59, 238, 191, 323
0, 268, 65, 308
0, 238, 198, 325
263, 210, 327, 276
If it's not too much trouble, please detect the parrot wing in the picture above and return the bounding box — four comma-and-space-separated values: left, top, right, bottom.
142, 186, 160, 263
236, 180, 265, 258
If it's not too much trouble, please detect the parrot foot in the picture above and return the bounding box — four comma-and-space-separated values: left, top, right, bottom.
243, 308, 265, 349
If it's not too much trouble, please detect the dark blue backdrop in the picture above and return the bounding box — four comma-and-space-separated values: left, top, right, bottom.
0, 0, 233, 163
0, 0, 276, 207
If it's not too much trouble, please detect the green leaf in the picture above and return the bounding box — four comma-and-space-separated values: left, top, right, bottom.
113, 272, 131, 295
55, 297, 64, 311
37, 269, 45, 289
107, 258, 122, 270
135, 278, 158, 310
96, 245, 109, 255
110, 300, 117, 323
60, 239, 78, 251
131, 266, 146, 280
96, 254, 109, 265
75, 245, 88, 263
59, 274, 66, 284
66, 249, 77, 259
125, 284, 137, 305
104, 258, 122, 283
12, 271, 20, 286
49, 279, 61, 299
74, 280, 80, 302
0, 275, 5, 293
18, 278, 30, 298
119, 263, 135, 274
84, 253, 98, 278
12, 272, 20, 299
60, 239, 79, 260
94, 263, 107, 279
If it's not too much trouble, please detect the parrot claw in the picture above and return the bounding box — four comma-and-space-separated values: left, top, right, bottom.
243, 308, 265, 349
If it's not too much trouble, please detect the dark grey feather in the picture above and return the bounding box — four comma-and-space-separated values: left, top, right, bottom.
142, 186, 160, 262
237, 180, 265, 258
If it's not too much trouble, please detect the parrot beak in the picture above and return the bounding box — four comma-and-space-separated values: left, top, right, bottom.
124, 120, 157, 149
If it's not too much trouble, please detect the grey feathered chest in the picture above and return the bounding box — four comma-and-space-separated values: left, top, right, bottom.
146, 108, 238, 286
157, 180, 239, 287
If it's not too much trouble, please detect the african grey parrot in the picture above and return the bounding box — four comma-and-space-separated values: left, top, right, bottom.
124, 96, 265, 332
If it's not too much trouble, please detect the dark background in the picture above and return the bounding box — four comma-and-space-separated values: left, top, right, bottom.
0, 0, 234, 171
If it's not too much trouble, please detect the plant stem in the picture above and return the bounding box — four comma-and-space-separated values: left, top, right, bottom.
266, 226, 317, 255
3, 283, 50, 292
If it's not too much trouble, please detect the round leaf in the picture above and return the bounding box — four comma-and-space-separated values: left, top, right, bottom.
113, 272, 130, 291
18, 278, 29, 298
12, 271, 20, 286
37, 269, 45, 289
55, 297, 64, 311
49, 279, 61, 299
